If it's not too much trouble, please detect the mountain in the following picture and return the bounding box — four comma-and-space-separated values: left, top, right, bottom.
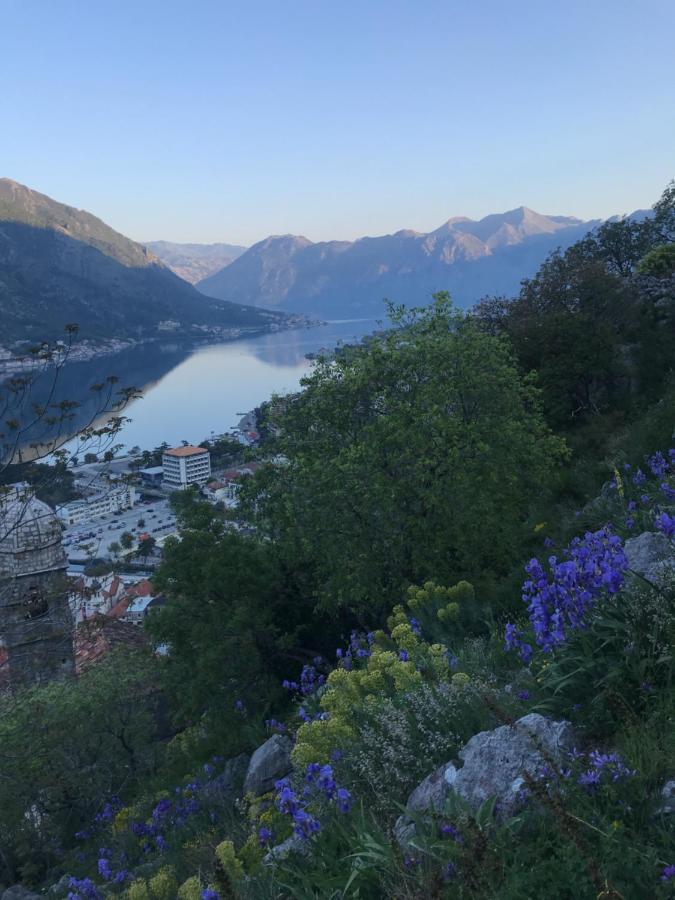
197, 207, 600, 317
145, 240, 246, 284
0, 179, 287, 347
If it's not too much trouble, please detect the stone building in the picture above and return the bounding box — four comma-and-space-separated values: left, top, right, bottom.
0, 482, 74, 686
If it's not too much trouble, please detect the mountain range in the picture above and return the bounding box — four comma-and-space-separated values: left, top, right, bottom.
0, 179, 287, 349
145, 240, 246, 284
195, 208, 601, 318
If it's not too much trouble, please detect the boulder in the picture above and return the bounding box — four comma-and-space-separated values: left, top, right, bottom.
243, 734, 293, 797
263, 833, 310, 865
203, 753, 249, 802
625, 531, 675, 586
656, 779, 675, 815
2, 888, 42, 900
395, 713, 574, 843
453, 713, 574, 816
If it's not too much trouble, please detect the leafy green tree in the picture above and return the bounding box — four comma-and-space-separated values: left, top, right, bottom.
109, 539, 122, 559
0, 649, 161, 884
241, 295, 566, 614
137, 534, 156, 557
120, 530, 134, 550
636, 243, 675, 276
149, 520, 313, 730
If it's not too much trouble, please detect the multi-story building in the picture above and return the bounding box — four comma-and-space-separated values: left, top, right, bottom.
162, 446, 211, 489
57, 484, 136, 526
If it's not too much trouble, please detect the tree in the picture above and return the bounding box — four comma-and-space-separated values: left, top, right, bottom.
83, 453, 98, 464
109, 540, 121, 560
120, 531, 134, 550
136, 534, 156, 558
637, 243, 675, 276
240, 295, 566, 614
148, 522, 315, 730
0, 649, 161, 883
137, 517, 146, 527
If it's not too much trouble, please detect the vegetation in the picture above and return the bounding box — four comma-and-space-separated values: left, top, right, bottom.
0, 183, 673, 898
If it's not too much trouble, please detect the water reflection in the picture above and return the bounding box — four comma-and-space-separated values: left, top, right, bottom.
9, 320, 379, 454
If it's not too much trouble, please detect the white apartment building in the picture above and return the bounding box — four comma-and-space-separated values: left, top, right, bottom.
162, 446, 211, 489
57, 484, 136, 525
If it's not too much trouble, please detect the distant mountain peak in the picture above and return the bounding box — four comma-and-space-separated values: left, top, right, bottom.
0, 181, 289, 345
197, 203, 598, 318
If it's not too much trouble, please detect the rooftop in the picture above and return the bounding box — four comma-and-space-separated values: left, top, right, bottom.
163, 445, 209, 458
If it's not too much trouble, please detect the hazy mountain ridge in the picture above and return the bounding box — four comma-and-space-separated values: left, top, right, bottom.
197, 207, 600, 316
145, 240, 247, 284
0, 179, 287, 347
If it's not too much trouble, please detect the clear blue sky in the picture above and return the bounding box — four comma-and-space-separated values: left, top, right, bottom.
2, 0, 673, 245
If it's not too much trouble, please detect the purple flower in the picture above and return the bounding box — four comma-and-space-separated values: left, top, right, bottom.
648, 451, 668, 478
234, 699, 245, 713
661, 864, 675, 882
661, 482, 675, 500
258, 826, 273, 845
336, 787, 352, 813
655, 512, 675, 538
516, 690, 531, 701
97, 858, 112, 881
202, 891, 220, 900
632, 468, 647, 486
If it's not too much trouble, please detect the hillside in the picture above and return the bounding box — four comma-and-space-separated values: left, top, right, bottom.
197, 207, 599, 317
145, 240, 247, 284
0, 179, 286, 347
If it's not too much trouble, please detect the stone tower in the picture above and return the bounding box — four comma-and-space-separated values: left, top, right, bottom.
0, 482, 74, 686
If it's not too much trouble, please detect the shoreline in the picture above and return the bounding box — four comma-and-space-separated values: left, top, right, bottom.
0, 316, 321, 377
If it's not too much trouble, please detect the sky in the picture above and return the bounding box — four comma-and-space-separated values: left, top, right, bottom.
2, 0, 674, 246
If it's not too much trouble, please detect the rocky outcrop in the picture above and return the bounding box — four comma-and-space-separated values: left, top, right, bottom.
2, 887, 42, 900
395, 713, 575, 843
657, 779, 675, 815
243, 734, 293, 797
625, 531, 675, 585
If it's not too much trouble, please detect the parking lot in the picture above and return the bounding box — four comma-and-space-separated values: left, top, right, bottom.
63, 496, 177, 560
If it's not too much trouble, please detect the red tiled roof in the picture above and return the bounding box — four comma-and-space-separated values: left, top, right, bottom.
75, 615, 148, 673
163, 445, 208, 458
127, 579, 154, 598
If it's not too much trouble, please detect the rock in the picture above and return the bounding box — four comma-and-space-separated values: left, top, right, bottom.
656, 779, 675, 815
2, 887, 42, 900
48, 874, 72, 895
395, 713, 574, 843
243, 735, 293, 797
394, 763, 457, 846
263, 833, 310, 864
453, 713, 574, 817
203, 753, 249, 802
625, 531, 675, 586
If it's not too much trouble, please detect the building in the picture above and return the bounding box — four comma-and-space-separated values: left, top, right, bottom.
0, 483, 74, 686
67, 571, 127, 624
123, 593, 166, 626
57, 484, 136, 526
139, 466, 164, 486
162, 445, 211, 489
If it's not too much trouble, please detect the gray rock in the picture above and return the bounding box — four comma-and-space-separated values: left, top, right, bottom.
263, 833, 310, 865
394, 763, 458, 846
203, 753, 249, 802
453, 713, 574, 817
48, 874, 72, 895
625, 531, 675, 586
656, 779, 675, 815
395, 713, 574, 844
243, 734, 293, 797
2, 887, 42, 900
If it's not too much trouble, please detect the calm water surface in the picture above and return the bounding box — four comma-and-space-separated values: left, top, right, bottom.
82, 319, 379, 451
